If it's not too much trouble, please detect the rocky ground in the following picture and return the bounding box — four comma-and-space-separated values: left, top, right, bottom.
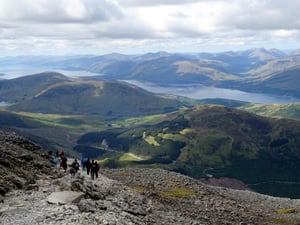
1, 130, 300, 224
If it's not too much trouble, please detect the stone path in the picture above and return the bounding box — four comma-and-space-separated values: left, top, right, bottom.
0, 166, 203, 225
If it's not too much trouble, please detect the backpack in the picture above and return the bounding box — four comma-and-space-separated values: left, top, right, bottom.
74, 162, 79, 170
91, 163, 97, 170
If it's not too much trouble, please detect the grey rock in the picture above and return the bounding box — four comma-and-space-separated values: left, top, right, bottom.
71, 178, 86, 192
47, 191, 84, 205
26, 175, 36, 185
6, 175, 25, 189
0, 158, 11, 167
19, 154, 33, 162
25, 184, 39, 191
77, 199, 97, 212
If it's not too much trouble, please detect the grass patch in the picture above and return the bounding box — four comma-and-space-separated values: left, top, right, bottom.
158, 133, 188, 142
276, 208, 296, 214
143, 133, 160, 146
179, 128, 194, 135
269, 218, 291, 224
119, 153, 144, 161
14, 111, 110, 130
130, 185, 146, 193
159, 187, 195, 199
116, 114, 169, 127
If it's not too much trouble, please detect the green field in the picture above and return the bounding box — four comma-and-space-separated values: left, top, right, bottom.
240, 103, 300, 121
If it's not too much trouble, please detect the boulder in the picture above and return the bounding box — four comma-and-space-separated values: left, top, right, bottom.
77, 199, 97, 212
47, 191, 84, 205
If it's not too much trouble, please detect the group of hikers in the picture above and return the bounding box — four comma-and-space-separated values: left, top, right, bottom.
80, 157, 100, 179
50, 150, 100, 180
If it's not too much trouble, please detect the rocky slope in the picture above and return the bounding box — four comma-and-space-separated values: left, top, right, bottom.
1, 130, 300, 224
0, 129, 60, 196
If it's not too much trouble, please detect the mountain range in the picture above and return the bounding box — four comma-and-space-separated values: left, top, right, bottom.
0, 48, 300, 199
1, 48, 300, 98
0, 71, 299, 197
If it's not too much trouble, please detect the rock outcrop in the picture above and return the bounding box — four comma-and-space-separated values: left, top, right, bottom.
0, 130, 60, 196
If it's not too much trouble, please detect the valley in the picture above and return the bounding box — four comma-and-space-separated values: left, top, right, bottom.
0, 48, 300, 199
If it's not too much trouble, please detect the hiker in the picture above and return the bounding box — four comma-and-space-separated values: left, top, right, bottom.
94, 161, 100, 179
70, 159, 80, 176
81, 157, 87, 171
60, 156, 68, 171
86, 158, 91, 175
71, 159, 80, 172
91, 160, 100, 180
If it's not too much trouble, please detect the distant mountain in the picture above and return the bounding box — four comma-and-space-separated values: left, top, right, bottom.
0, 72, 71, 103
201, 48, 287, 75
242, 60, 300, 97
246, 55, 300, 78
86, 48, 286, 82
5, 74, 192, 116
242, 48, 287, 61
0, 48, 299, 99
258, 67, 300, 94
77, 105, 300, 197
89, 54, 239, 85
291, 48, 300, 55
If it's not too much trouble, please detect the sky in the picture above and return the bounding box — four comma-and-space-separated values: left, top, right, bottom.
0, 0, 299, 56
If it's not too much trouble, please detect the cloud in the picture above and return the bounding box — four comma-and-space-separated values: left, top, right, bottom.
120, 0, 203, 6
0, 0, 123, 23
221, 0, 300, 30
0, 0, 299, 55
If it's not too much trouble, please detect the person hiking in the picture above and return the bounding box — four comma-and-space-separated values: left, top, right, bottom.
72, 159, 80, 172
81, 157, 87, 171
70, 159, 80, 176
91, 160, 99, 180
60, 156, 68, 172
94, 161, 100, 179
85, 158, 91, 175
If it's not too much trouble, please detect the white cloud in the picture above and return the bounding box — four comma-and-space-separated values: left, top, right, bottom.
222, 0, 300, 30
119, 0, 203, 6
0, 0, 299, 55
0, 0, 123, 23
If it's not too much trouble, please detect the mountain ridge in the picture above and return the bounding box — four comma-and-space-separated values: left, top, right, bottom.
75, 105, 300, 197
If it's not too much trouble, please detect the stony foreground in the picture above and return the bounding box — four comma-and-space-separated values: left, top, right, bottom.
1, 167, 300, 225
1, 130, 300, 224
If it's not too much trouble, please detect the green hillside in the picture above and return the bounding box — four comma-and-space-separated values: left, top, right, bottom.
76, 105, 300, 198
7, 80, 192, 116
240, 103, 300, 121
0, 72, 71, 103
0, 109, 34, 128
